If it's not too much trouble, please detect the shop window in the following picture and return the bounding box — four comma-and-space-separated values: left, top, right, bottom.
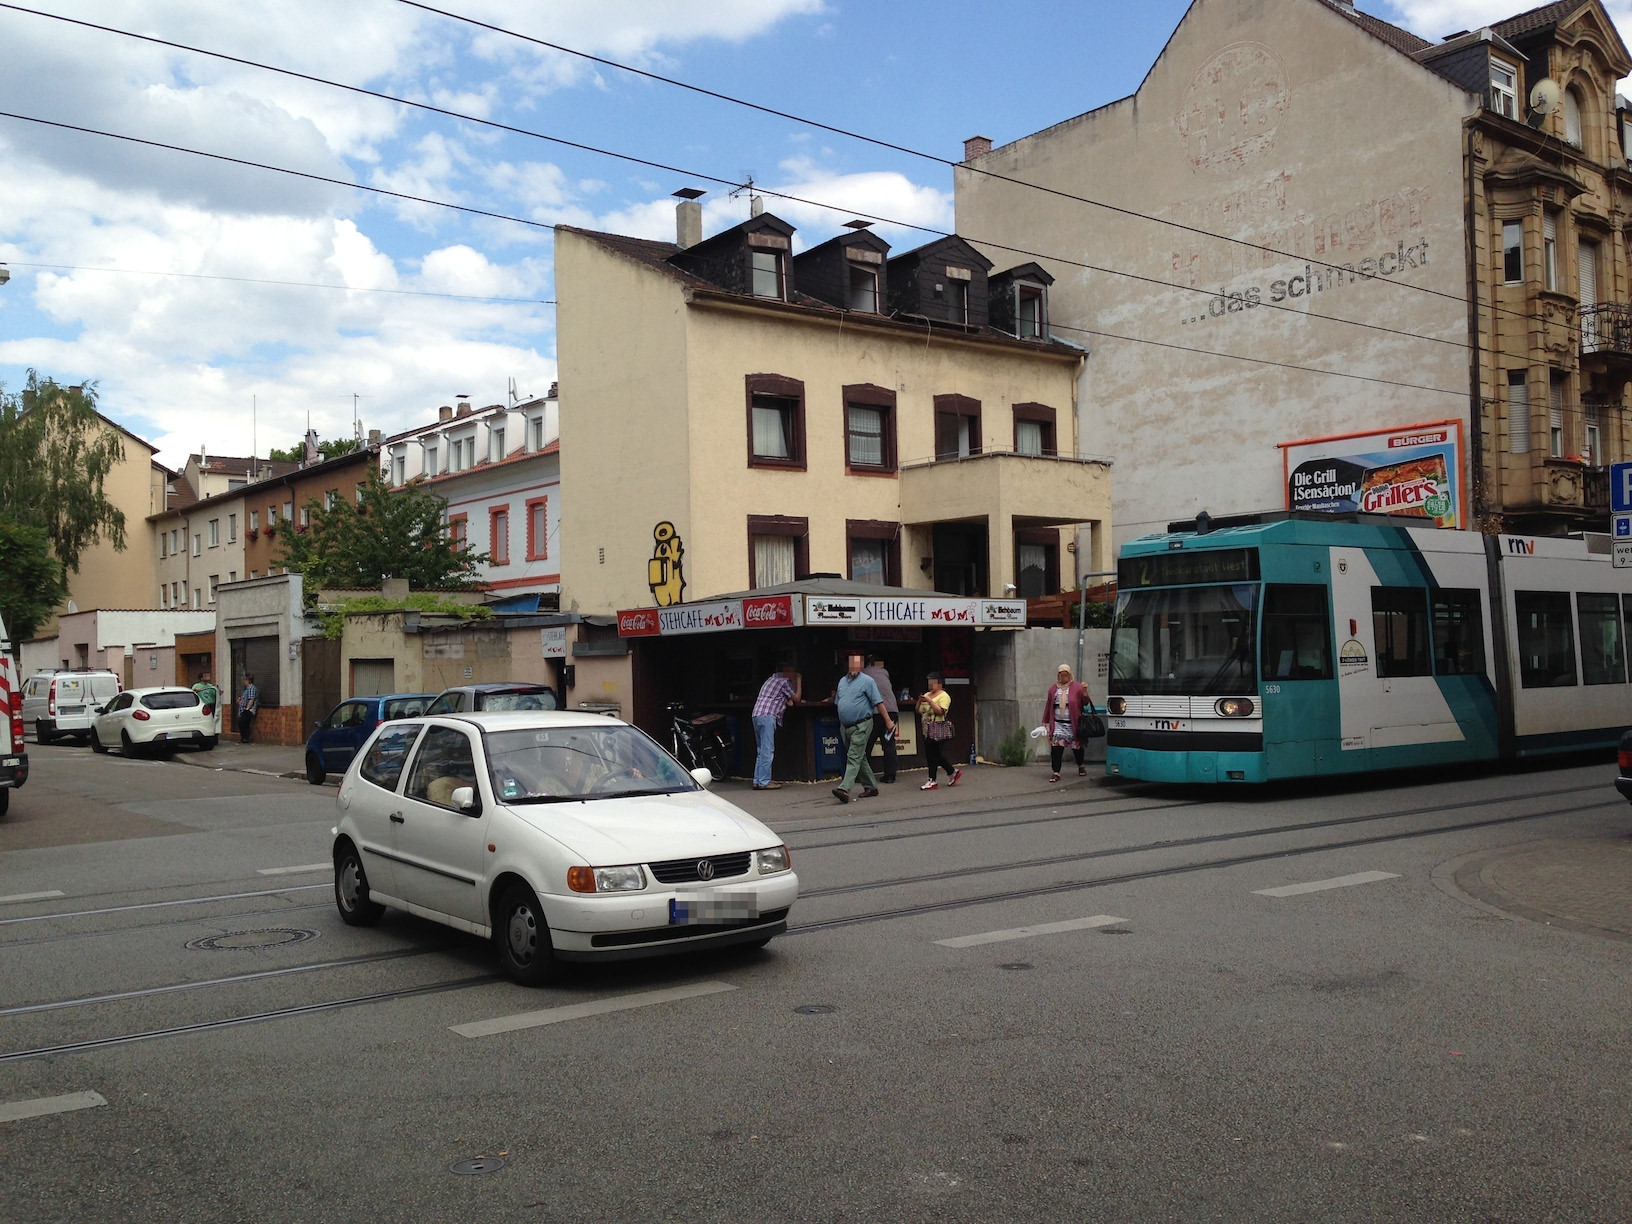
843, 385, 897, 473
1577, 592, 1625, 685
934, 395, 981, 460
1260, 584, 1333, 680
745, 374, 805, 470
1515, 590, 1577, 687
1431, 589, 1485, 675
1371, 587, 1430, 677
846, 520, 899, 586
747, 514, 808, 589
490, 507, 510, 565
1013, 403, 1058, 457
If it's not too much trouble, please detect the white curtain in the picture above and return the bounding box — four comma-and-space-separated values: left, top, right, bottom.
753, 535, 795, 587
1017, 420, 1043, 456
752, 404, 788, 458
848, 405, 883, 465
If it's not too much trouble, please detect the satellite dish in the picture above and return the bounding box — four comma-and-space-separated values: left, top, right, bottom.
1530, 77, 1562, 118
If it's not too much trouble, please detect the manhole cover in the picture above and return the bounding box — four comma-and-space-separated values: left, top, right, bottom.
793, 1004, 836, 1015
999, 962, 1033, 971
450, 1157, 506, 1175
186, 928, 320, 951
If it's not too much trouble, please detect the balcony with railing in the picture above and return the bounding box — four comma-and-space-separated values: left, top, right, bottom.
1578, 303, 1632, 357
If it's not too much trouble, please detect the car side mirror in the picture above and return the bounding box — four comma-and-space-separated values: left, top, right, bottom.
451, 786, 478, 813
314, 720, 324, 731
690, 767, 713, 787
94, 705, 105, 715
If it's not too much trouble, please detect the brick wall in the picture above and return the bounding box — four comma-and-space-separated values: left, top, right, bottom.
229, 704, 305, 746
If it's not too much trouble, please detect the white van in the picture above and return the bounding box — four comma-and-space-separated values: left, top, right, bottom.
21, 669, 123, 743
0, 615, 27, 814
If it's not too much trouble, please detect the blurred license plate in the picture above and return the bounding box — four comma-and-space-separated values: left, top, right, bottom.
670, 893, 758, 925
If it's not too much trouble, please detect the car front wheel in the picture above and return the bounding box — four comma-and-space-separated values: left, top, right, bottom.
334, 842, 384, 926
305, 753, 325, 785
90, 728, 108, 754
494, 883, 558, 986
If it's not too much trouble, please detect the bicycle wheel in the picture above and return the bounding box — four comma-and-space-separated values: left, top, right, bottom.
700, 739, 728, 781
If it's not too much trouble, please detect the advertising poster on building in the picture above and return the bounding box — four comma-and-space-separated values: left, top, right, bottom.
1280, 421, 1464, 528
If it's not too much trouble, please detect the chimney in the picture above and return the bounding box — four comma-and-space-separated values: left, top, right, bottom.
456, 404, 471, 418
438, 405, 453, 421
367, 428, 382, 447
674, 187, 706, 248
963, 134, 993, 160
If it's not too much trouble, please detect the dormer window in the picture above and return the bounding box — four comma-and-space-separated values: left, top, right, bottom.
848, 264, 878, 312
945, 267, 972, 323
751, 250, 784, 298
1017, 283, 1046, 338
1490, 59, 1518, 117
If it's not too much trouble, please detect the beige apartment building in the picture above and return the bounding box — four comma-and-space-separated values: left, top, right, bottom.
555, 207, 1107, 617
956, 0, 1631, 543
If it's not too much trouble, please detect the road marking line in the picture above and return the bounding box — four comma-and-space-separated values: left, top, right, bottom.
0, 1091, 108, 1123
257, 864, 330, 876
1253, 870, 1401, 898
0, 891, 66, 905
935, 914, 1129, 949
451, 981, 738, 1038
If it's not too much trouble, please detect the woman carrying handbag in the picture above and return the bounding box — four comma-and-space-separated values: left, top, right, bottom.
1042, 663, 1089, 782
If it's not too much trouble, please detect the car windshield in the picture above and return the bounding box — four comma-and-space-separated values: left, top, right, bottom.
485, 725, 698, 802
1111, 583, 1258, 695
482, 690, 558, 712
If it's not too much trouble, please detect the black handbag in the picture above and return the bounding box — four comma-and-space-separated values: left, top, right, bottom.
1077, 705, 1107, 739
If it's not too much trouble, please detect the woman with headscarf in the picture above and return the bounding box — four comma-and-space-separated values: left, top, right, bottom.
1042, 663, 1087, 782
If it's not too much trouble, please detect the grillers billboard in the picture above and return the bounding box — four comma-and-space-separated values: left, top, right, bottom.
1279, 420, 1464, 529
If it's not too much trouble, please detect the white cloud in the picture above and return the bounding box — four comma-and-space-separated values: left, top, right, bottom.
1380, 1, 1632, 42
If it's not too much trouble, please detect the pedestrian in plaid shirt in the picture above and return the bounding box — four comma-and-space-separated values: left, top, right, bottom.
751, 661, 802, 790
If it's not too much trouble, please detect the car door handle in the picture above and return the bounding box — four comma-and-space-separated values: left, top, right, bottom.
389, 811, 405, 824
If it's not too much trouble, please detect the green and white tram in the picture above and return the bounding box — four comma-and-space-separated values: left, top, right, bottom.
1106, 513, 1630, 784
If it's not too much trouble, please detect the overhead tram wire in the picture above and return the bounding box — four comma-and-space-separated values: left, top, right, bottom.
0, 4, 1469, 355
392, 0, 1543, 336
0, 108, 1467, 401
3, 261, 553, 304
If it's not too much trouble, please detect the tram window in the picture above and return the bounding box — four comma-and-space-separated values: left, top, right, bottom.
1515, 591, 1577, 688
1431, 589, 1486, 676
1576, 593, 1626, 685
1260, 585, 1332, 680
1371, 587, 1431, 677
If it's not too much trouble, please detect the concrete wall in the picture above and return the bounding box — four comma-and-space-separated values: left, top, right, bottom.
956, 0, 1475, 547
973, 625, 1111, 762
216, 573, 309, 744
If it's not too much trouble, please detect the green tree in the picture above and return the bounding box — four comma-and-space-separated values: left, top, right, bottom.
0, 520, 67, 643
268, 436, 358, 463
0, 372, 126, 574
275, 465, 487, 591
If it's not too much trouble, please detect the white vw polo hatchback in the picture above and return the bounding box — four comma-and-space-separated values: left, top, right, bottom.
331, 711, 797, 985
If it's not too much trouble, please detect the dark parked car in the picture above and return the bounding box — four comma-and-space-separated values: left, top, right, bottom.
1618, 729, 1632, 806
423, 683, 558, 717
305, 692, 436, 784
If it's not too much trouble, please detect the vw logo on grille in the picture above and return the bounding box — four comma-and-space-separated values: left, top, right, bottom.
696, 859, 715, 880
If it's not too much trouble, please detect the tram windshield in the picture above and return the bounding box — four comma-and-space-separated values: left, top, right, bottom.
1111, 583, 1258, 695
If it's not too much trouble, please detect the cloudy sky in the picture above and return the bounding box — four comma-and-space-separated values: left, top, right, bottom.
1, 0, 1627, 470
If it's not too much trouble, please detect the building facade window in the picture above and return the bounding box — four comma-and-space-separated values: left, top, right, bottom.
747, 514, 808, 588
750, 249, 784, 299
324, 489, 337, 511
1016, 283, 1046, 338
161, 585, 169, 608
1013, 402, 1059, 457
193, 586, 202, 608
267, 505, 278, 526
843, 384, 897, 473
846, 519, 899, 586
1502, 220, 1523, 283
424, 443, 438, 475
1543, 210, 1559, 291
933, 394, 982, 460
529, 415, 545, 452
1584, 405, 1601, 466
1014, 528, 1060, 598
208, 519, 219, 547
745, 374, 806, 469
160, 533, 168, 559
448, 513, 468, 551
1564, 88, 1583, 147
209, 575, 219, 604
192, 533, 201, 557
1490, 59, 1518, 117
490, 425, 506, 463
1508, 370, 1530, 454
848, 264, 878, 312
249, 510, 259, 531
392, 453, 406, 484
1549, 372, 1566, 458
490, 506, 510, 565
228, 513, 237, 542
526, 497, 549, 561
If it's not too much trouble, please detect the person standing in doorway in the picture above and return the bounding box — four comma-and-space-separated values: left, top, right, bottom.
832, 651, 893, 804
1043, 663, 1086, 782
915, 672, 962, 790
750, 660, 802, 790
237, 673, 259, 744
862, 655, 899, 783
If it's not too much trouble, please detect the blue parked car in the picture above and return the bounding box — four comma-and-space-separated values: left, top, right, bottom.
304, 693, 436, 785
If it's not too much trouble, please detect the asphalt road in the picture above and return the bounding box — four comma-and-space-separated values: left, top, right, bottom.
2, 740, 1629, 1223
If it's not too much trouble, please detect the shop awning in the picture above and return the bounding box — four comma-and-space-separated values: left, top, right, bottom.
616, 581, 1026, 638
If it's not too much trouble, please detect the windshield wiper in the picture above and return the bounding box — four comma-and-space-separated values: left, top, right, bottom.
504, 794, 585, 804
598, 786, 685, 799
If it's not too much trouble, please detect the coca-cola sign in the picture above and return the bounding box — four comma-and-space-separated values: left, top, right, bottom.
742, 595, 796, 628
617, 609, 661, 637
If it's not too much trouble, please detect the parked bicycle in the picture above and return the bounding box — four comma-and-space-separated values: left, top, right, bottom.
664, 702, 733, 780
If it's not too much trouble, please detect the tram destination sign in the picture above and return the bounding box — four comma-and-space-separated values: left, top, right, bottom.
1119, 548, 1260, 589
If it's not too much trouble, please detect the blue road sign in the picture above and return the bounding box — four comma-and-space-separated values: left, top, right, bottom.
1616, 514, 1632, 539
1612, 461, 1632, 514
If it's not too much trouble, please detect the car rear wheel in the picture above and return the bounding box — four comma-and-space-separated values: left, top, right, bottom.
334, 842, 384, 926
494, 883, 558, 986
0, 789, 8, 816
305, 753, 326, 785
120, 730, 139, 758
89, 728, 108, 754
200, 735, 218, 751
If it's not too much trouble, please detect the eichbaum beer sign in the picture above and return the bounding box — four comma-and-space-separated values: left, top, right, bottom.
1278, 420, 1465, 529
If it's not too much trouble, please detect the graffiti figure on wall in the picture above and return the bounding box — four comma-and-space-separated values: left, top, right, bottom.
648, 521, 686, 607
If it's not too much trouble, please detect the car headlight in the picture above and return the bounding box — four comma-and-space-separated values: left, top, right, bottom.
754, 846, 791, 875
1214, 697, 1255, 718
566, 865, 647, 893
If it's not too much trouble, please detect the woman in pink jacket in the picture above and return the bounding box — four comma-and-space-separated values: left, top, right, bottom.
1042, 663, 1087, 782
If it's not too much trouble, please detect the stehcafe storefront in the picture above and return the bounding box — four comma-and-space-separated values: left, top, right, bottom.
617, 587, 1027, 782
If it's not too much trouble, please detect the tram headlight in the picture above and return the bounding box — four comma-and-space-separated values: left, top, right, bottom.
1214, 697, 1255, 718
1107, 697, 1126, 716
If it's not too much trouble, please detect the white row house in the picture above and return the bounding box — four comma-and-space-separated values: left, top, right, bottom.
383, 389, 562, 607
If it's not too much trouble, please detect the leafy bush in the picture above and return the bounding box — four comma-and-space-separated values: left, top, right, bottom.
998, 726, 1030, 767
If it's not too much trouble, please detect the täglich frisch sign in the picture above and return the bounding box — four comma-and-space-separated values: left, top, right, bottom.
1280, 421, 1464, 529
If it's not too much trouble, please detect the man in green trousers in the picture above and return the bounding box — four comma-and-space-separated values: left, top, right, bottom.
832, 651, 894, 804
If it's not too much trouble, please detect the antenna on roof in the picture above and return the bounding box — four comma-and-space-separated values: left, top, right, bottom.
1528, 77, 1561, 127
